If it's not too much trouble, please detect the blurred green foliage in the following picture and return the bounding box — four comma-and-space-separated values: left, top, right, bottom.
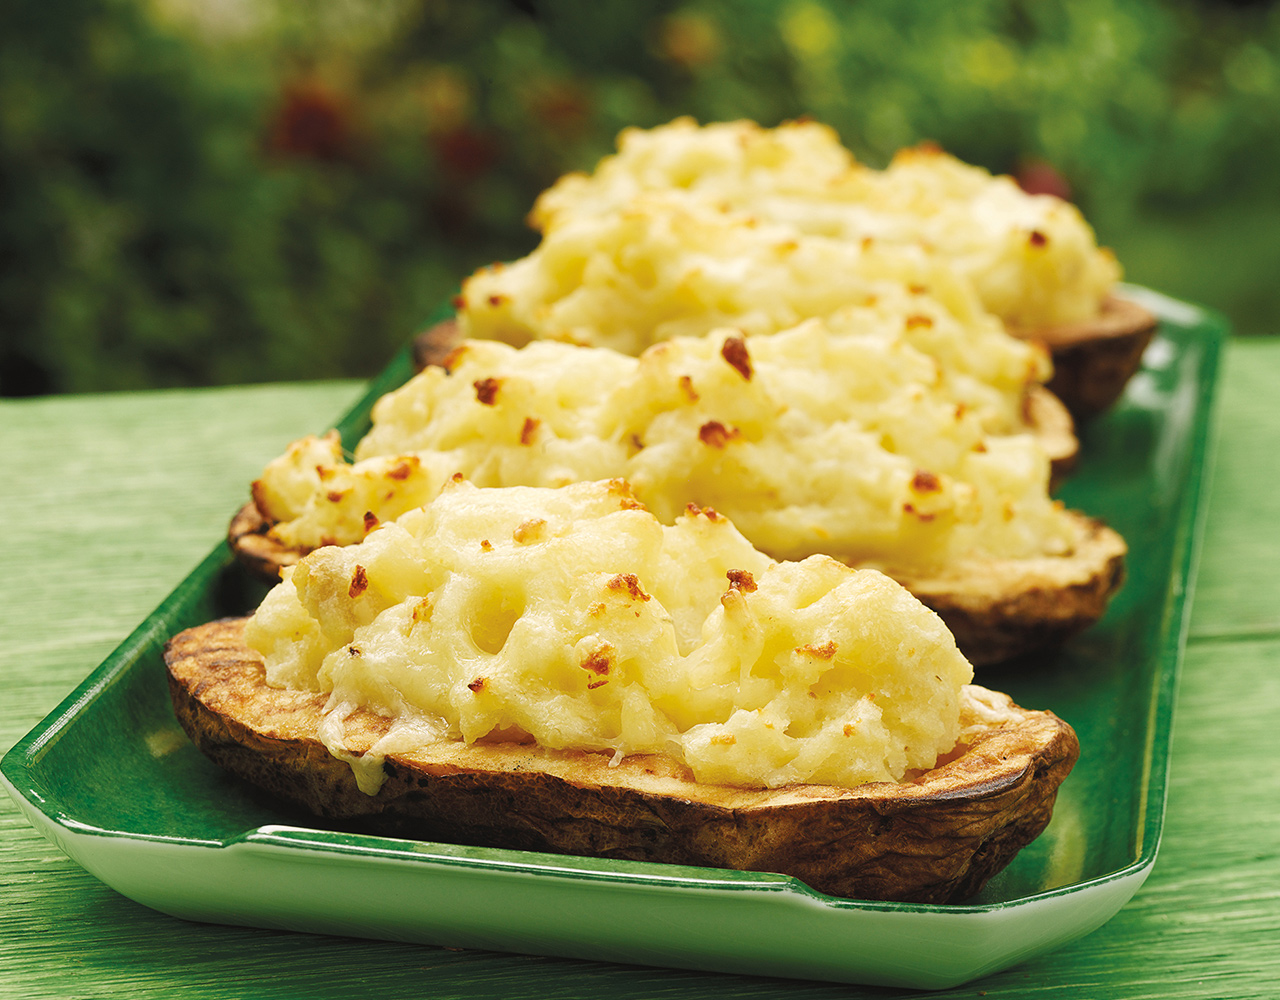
1, 0, 1277, 396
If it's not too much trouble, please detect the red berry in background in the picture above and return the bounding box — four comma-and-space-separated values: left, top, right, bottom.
266, 78, 354, 164
1016, 158, 1073, 201
431, 125, 500, 180
527, 81, 590, 140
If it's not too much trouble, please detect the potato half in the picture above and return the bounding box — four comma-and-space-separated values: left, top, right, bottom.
165, 617, 1079, 904
409, 319, 1082, 479
228, 318, 1119, 667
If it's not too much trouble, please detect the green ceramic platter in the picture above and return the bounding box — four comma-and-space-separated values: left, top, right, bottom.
2, 287, 1225, 990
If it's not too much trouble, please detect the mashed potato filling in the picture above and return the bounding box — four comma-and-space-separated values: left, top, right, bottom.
517, 117, 1120, 331
460, 190, 1015, 357
245, 479, 974, 793
253, 314, 1074, 574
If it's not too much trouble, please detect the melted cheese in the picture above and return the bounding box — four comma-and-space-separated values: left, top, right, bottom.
516, 116, 1119, 331
460, 190, 1012, 356
254, 315, 1074, 573
245, 479, 973, 792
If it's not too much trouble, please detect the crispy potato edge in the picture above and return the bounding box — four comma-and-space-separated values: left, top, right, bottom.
1020, 295, 1159, 420
164, 618, 1079, 904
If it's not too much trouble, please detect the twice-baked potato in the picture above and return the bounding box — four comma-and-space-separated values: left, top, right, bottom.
198, 480, 1082, 903
165, 617, 1078, 904
460, 117, 1153, 418
231, 318, 1119, 666
411, 318, 1081, 480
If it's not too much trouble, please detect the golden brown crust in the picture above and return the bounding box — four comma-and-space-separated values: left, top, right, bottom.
892, 511, 1127, 667
1016, 295, 1158, 421
165, 617, 1079, 904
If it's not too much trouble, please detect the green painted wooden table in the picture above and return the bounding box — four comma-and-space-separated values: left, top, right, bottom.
3, 340, 1278, 999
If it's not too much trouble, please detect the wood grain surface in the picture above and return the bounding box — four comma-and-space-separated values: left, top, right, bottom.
3, 343, 1279, 999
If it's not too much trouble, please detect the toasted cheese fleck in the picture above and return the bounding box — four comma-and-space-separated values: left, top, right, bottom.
245, 480, 973, 792
516, 117, 1119, 331
254, 316, 1073, 572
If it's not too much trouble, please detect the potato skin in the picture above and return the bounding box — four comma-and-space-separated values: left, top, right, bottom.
1018, 295, 1158, 421
165, 618, 1079, 904
411, 317, 462, 371
896, 511, 1128, 667
226, 500, 298, 583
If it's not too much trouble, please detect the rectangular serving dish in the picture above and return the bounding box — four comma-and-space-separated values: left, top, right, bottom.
2, 287, 1225, 990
